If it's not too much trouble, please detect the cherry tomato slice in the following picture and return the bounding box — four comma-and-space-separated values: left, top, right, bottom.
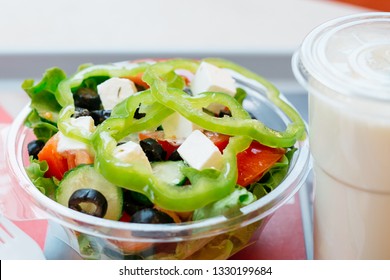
123, 72, 149, 89
203, 131, 230, 152
37, 134, 69, 180
236, 141, 285, 187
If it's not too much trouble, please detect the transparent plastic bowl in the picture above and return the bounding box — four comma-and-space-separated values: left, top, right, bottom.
2, 67, 311, 260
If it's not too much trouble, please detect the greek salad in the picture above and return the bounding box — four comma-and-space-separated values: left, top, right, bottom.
23, 58, 305, 227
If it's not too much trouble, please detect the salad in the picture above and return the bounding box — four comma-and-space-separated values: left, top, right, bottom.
22, 58, 306, 258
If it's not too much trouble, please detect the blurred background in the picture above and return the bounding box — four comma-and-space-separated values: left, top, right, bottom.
0, 0, 386, 115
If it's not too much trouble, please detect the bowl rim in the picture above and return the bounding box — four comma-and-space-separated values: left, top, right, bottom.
5, 64, 311, 241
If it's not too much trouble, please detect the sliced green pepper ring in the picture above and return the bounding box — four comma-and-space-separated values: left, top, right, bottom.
143, 59, 305, 148
55, 58, 305, 212
55, 62, 150, 144
94, 130, 251, 211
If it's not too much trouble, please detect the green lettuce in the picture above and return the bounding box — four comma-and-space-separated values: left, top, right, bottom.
248, 147, 297, 199
73, 75, 109, 94
22, 67, 66, 123
193, 186, 256, 221
22, 67, 66, 141
24, 109, 58, 142
25, 157, 58, 199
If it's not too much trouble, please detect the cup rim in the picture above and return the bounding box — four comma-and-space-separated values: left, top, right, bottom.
294, 12, 390, 102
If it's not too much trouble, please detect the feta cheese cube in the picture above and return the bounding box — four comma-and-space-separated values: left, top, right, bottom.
57, 116, 95, 153
190, 61, 236, 113
112, 141, 152, 172
97, 77, 138, 110
70, 116, 95, 132
162, 112, 202, 140
177, 130, 223, 170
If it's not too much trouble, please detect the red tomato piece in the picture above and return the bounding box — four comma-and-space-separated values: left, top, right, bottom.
37, 133, 94, 180
203, 131, 230, 152
37, 133, 69, 180
236, 141, 285, 187
119, 211, 131, 223
108, 232, 153, 253
65, 150, 94, 170
123, 72, 149, 89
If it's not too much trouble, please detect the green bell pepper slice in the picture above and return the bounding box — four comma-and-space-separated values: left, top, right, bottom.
143, 58, 305, 147
93, 129, 251, 211
55, 62, 150, 144
52, 58, 305, 212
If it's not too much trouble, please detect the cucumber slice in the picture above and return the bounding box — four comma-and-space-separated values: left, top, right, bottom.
56, 165, 123, 220
151, 161, 186, 186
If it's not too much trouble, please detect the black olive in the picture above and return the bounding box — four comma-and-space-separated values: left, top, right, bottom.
68, 189, 108, 218
202, 107, 216, 117
168, 150, 182, 161
134, 84, 147, 92
183, 87, 192, 95
72, 107, 90, 118
130, 208, 174, 224
90, 110, 111, 125
218, 108, 232, 118
202, 107, 232, 118
27, 140, 45, 159
133, 106, 146, 119
123, 190, 153, 215
127, 190, 153, 207
139, 138, 166, 162
124, 254, 144, 260
73, 88, 102, 111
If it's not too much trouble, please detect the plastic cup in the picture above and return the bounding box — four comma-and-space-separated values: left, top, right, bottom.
293, 13, 390, 259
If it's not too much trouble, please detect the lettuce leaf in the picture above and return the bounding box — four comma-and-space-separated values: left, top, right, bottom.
24, 109, 58, 142
193, 186, 256, 221
187, 238, 234, 260
22, 67, 66, 142
248, 147, 297, 199
74, 75, 109, 93
25, 157, 58, 199
22, 67, 66, 124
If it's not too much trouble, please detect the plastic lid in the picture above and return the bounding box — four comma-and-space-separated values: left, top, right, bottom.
294, 13, 390, 101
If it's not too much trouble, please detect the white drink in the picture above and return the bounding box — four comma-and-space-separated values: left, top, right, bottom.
293, 13, 390, 259
310, 88, 390, 259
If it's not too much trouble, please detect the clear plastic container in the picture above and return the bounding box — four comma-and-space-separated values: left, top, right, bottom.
1, 64, 311, 260
293, 13, 390, 259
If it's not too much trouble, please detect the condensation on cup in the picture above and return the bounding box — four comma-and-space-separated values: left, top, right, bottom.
293, 13, 390, 259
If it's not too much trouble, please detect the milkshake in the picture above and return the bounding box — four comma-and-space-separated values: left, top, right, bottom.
293, 13, 390, 259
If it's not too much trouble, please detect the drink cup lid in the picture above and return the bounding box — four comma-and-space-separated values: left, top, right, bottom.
293, 13, 390, 101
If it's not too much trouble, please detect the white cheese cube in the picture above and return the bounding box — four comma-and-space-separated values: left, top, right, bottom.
70, 116, 95, 132
112, 141, 152, 172
162, 112, 202, 140
57, 116, 95, 153
177, 130, 223, 171
97, 77, 137, 110
190, 61, 236, 113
